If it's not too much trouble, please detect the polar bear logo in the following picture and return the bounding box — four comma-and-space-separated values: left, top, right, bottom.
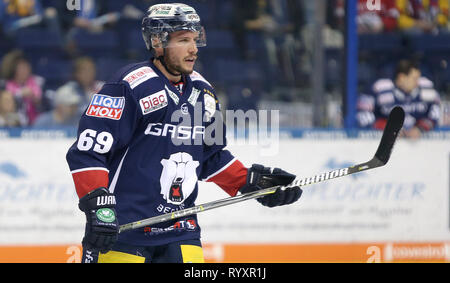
160, 152, 200, 205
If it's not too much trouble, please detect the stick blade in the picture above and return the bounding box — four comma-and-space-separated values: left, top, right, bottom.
374, 106, 405, 165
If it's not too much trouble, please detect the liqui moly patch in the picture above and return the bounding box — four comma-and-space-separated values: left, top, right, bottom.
139, 90, 168, 115
86, 94, 125, 120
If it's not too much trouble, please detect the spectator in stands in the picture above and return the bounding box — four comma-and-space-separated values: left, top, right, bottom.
1, 50, 44, 125
230, 0, 299, 89
0, 0, 61, 37
327, 0, 346, 31
431, 0, 449, 33
64, 0, 119, 56
70, 0, 120, 34
33, 84, 81, 128
230, 0, 294, 59
54, 57, 104, 112
396, 0, 448, 34
64, 0, 144, 56
357, 0, 399, 33
230, 0, 268, 59
0, 89, 26, 127
357, 59, 441, 138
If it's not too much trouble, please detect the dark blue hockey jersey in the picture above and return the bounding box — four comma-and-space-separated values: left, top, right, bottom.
66, 60, 248, 246
356, 77, 441, 130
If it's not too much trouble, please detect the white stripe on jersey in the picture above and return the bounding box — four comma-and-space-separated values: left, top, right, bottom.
203, 157, 237, 182
108, 148, 129, 194
71, 167, 109, 174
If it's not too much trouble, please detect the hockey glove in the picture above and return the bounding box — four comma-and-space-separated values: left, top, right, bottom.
78, 187, 119, 253
240, 164, 302, 208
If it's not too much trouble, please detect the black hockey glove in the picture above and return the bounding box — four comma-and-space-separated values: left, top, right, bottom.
78, 187, 119, 253
240, 164, 302, 208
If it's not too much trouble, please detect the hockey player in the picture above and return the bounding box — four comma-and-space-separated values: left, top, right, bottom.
66, 3, 302, 263
356, 59, 441, 138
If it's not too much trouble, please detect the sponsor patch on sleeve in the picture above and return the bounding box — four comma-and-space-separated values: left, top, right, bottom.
86, 94, 125, 120
123, 67, 158, 89
139, 90, 168, 115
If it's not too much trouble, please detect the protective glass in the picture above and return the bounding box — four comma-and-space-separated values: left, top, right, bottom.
149, 21, 207, 49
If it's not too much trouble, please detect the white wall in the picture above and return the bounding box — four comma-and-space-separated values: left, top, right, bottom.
0, 135, 448, 245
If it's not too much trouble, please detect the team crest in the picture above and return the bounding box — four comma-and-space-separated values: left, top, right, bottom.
160, 152, 199, 205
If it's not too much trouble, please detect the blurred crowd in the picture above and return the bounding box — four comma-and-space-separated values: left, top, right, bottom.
355, 0, 450, 34
0, 49, 103, 127
0, 0, 448, 130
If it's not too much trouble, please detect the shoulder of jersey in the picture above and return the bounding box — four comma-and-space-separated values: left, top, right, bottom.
371, 78, 396, 105
190, 70, 213, 89
418, 76, 440, 102
372, 78, 395, 94
418, 76, 434, 89
108, 62, 162, 92
111, 64, 212, 91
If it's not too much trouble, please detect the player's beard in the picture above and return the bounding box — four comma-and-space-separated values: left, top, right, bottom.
163, 50, 196, 75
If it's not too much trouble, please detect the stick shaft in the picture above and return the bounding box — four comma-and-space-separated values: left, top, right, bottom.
119, 157, 382, 233
119, 187, 277, 233
119, 107, 404, 233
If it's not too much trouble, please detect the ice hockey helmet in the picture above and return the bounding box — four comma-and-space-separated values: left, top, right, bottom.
141, 3, 206, 50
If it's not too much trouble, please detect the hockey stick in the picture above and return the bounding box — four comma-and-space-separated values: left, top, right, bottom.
119, 106, 405, 233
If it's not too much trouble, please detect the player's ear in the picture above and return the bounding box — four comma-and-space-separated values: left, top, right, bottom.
151, 36, 164, 57
151, 36, 163, 49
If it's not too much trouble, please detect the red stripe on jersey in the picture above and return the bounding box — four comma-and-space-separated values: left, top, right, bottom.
207, 160, 248, 197
374, 118, 388, 130
72, 169, 109, 198
416, 118, 434, 131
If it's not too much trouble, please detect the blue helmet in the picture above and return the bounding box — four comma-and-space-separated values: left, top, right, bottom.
141, 3, 206, 50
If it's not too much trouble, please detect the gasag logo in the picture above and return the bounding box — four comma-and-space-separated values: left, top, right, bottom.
86, 94, 125, 120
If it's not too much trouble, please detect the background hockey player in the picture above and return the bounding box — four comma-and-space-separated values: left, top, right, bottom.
356, 59, 441, 138
66, 3, 302, 263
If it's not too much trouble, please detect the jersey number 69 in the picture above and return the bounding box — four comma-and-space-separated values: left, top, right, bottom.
77, 129, 114, 154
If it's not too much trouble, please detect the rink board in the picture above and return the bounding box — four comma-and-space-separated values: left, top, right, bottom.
0, 131, 448, 262
1, 242, 449, 263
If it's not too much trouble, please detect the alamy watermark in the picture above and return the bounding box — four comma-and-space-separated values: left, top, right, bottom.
143, 102, 280, 157
66, 0, 81, 11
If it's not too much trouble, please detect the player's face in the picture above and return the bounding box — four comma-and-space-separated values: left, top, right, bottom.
400, 68, 421, 93
75, 61, 96, 86
0, 91, 16, 113
163, 30, 199, 75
